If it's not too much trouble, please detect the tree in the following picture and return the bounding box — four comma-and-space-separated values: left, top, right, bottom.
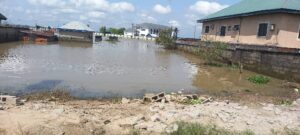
155, 29, 177, 49
100, 26, 107, 35
108, 27, 125, 35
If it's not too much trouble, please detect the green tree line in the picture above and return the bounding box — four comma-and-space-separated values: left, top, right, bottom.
99, 26, 125, 35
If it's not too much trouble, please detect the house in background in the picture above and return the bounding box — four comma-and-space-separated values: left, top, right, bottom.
135, 23, 170, 38
198, 0, 300, 48
0, 13, 7, 24
57, 21, 94, 42
124, 28, 134, 37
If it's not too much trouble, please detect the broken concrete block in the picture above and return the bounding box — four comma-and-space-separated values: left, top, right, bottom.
0, 95, 21, 106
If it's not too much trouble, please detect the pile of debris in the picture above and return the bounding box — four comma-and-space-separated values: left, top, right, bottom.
142, 92, 213, 104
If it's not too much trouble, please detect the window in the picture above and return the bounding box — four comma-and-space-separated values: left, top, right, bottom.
205, 26, 209, 33
220, 26, 226, 36
257, 23, 268, 37
141, 29, 146, 31
233, 25, 240, 31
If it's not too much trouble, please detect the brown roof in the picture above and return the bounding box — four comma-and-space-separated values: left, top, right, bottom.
0, 13, 7, 20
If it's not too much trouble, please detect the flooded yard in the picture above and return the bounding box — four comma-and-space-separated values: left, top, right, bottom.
0, 39, 298, 99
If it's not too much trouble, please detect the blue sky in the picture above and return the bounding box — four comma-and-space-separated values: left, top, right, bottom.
0, 0, 240, 37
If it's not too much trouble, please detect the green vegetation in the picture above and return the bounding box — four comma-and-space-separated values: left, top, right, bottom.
275, 99, 293, 106
180, 99, 204, 105
99, 26, 125, 35
170, 122, 255, 135
247, 75, 270, 85
156, 29, 177, 49
109, 27, 125, 35
100, 26, 107, 35
196, 42, 228, 66
22, 89, 74, 102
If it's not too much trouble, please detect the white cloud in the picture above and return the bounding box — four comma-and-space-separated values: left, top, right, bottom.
110, 2, 135, 13
139, 13, 157, 23
87, 11, 106, 18
153, 4, 171, 14
28, 0, 66, 7
168, 20, 180, 27
190, 1, 228, 15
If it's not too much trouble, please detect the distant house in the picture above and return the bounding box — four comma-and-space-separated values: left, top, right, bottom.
0, 13, 7, 24
57, 21, 94, 42
136, 23, 170, 38
198, 0, 300, 48
124, 28, 134, 37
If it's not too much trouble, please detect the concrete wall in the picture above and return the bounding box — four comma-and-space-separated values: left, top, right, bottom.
201, 13, 300, 48
58, 30, 93, 42
176, 41, 300, 82
0, 26, 20, 43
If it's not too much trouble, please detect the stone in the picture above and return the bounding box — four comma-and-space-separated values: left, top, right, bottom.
165, 95, 171, 102
192, 94, 198, 100
150, 114, 161, 122
121, 98, 130, 104
104, 120, 111, 125
294, 88, 299, 93
0, 106, 4, 110
117, 115, 144, 127
165, 124, 179, 133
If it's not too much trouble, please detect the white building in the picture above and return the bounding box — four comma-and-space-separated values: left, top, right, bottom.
124, 28, 134, 37
135, 23, 170, 38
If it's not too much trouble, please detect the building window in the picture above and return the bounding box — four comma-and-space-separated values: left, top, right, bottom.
205, 26, 209, 33
233, 25, 240, 31
220, 26, 226, 36
141, 29, 146, 31
257, 23, 268, 37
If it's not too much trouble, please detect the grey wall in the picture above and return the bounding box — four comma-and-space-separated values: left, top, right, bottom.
0, 27, 20, 43
177, 41, 300, 82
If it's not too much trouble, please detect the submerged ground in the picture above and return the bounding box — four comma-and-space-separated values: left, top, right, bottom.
0, 39, 299, 102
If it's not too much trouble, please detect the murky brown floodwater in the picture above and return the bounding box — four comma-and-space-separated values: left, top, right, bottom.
0, 39, 297, 98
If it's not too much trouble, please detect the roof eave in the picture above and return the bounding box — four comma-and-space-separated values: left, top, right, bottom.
197, 9, 300, 23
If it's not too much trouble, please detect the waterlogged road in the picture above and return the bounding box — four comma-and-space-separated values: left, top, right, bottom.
0, 39, 297, 98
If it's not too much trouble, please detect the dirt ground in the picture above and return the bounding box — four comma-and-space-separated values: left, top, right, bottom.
0, 97, 300, 135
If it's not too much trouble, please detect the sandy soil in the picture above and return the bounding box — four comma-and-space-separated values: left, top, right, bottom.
0, 98, 300, 135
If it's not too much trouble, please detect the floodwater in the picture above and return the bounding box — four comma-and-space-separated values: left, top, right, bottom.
0, 39, 297, 98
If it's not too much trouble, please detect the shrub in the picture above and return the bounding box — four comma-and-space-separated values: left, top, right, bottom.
170, 122, 255, 135
155, 29, 177, 49
247, 75, 270, 85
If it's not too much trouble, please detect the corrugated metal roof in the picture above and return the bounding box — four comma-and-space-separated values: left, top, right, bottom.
198, 0, 300, 22
60, 21, 93, 31
137, 23, 170, 30
0, 13, 7, 20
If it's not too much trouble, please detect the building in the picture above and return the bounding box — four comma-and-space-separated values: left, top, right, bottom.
198, 0, 300, 48
124, 28, 134, 37
57, 21, 94, 42
135, 23, 170, 38
0, 13, 7, 24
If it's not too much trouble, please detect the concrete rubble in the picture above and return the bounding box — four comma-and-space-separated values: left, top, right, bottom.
0, 93, 299, 135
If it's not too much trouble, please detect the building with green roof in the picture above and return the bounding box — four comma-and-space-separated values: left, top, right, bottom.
198, 0, 300, 48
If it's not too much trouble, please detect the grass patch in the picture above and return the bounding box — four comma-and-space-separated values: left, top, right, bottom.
180, 99, 204, 105
170, 122, 254, 135
22, 89, 74, 102
247, 75, 270, 85
274, 99, 293, 106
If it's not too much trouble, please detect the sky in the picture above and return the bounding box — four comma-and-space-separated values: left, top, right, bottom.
0, 0, 240, 38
